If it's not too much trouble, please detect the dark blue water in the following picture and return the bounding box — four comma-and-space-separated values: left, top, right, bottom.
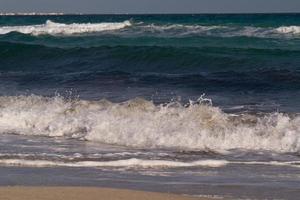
0, 14, 300, 112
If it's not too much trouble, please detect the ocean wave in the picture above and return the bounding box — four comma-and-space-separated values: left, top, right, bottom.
0, 95, 299, 153
1, 158, 300, 169
0, 20, 132, 36
140, 24, 300, 38
1, 42, 299, 75
0, 20, 299, 38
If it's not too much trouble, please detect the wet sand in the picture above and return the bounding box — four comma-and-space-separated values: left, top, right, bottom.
0, 187, 211, 200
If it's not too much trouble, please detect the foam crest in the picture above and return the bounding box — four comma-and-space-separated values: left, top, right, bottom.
1, 158, 300, 169
144, 24, 223, 32
138, 24, 300, 38
276, 26, 300, 34
0, 95, 299, 153
0, 20, 132, 35
0, 158, 227, 168
1, 21, 299, 37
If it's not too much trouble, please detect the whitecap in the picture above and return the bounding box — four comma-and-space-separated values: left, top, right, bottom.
0, 95, 299, 153
276, 26, 300, 34
0, 20, 132, 36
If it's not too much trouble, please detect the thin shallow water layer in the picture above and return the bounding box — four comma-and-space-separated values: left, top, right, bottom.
0, 134, 300, 200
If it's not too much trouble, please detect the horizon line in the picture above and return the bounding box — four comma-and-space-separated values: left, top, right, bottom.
0, 11, 300, 16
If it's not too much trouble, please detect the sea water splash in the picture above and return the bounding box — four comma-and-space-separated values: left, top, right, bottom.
0, 95, 299, 153
0, 20, 132, 35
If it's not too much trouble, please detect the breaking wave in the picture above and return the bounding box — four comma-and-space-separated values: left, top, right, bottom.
141, 24, 300, 37
0, 95, 299, 153
0, 20, 132, 36
0, 20, 299, 37
276, 26, 300, 34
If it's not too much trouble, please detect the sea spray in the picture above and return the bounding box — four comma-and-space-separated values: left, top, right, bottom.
0, 95, 299, 153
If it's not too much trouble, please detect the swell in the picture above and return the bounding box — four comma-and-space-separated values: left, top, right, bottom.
2, 69, 300, 93
0, 95, 299, 153
1, 31, 300, 50
1, 42, 300, 74
1, 42, 300, 94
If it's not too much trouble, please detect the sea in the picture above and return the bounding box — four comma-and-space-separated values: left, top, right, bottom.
0, 14, 300, 199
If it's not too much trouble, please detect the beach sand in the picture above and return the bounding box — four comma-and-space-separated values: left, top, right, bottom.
0, 187, 211, 200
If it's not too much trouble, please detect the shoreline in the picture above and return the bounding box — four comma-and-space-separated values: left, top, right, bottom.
0, 187, 213, 200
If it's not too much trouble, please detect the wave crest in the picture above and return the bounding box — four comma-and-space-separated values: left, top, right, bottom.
276, 26, 300, 34
140, 24, 300, 38
1, 20, 300, 38
0, 95, 299, 153
0, 20, 132, 36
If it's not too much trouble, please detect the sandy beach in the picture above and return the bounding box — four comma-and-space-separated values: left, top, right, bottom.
0, 187, 211, 200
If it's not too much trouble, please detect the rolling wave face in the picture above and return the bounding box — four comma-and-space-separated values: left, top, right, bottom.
0, 95, 299, 153
1, 42, 300, 72
1, 40, 300, 112
0, 20, 132, 36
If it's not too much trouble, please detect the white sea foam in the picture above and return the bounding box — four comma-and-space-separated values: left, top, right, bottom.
0, 158, 228, 168
144, 24, 223, 33
0, 20, 132, 36
0, 21, 299, 37
1, 158, 299, 169
136, 24, 300, 38
0, 95, 299, 153
276, 26, 300, 34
